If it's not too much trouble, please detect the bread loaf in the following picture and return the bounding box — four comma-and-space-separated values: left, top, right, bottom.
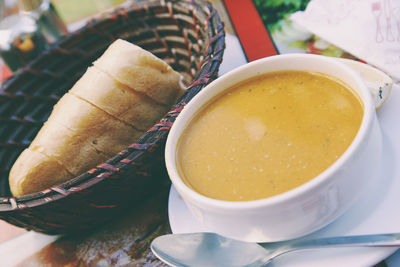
70, 67, 170, 131
9, 149, 74, 196
9, 39, 182, 196
93, 39, 182, 105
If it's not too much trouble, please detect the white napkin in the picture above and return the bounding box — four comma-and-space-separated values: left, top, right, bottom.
291, 0, 400, 81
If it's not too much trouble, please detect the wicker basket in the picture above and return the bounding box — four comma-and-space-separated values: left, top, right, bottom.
0, 0, 225, 234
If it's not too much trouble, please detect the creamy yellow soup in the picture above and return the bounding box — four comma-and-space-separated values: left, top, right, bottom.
177, 71, 363, 201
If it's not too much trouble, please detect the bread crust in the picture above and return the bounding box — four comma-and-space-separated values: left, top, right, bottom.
30, 117, 110, 176
49, 93, 145, 158
9, 148, 74, 196
93, 39, 182, 105
70, 67, 170, 131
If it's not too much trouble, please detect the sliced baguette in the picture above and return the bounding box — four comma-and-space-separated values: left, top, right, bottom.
93, 39, 182, 105
49, 93, 145, 157
29, 118, 110, 176
69, 66, 170, 131
9, 148, 74, 196
9, 39, 182, 196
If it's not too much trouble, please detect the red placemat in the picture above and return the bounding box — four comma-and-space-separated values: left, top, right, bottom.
223, 0, 278, 61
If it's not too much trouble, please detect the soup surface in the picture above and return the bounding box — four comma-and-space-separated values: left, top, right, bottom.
177, 70, 363, 201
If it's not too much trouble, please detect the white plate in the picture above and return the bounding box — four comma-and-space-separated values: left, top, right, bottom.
168, 34, 400, 266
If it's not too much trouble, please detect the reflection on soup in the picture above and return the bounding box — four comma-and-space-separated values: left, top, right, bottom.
177, 70, 364, 201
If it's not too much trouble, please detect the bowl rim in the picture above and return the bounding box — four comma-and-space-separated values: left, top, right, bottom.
165, 53, 375, 211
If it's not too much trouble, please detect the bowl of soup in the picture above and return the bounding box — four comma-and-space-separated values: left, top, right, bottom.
165, 54, 382, 242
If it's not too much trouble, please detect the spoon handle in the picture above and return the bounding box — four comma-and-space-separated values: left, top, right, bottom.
258, 233, 400, 266
279, 233, 400, 251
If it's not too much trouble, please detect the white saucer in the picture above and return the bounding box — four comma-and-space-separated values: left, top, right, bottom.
168, 34, 400, 266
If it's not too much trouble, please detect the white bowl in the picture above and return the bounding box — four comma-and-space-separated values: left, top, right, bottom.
165, 54, 383, 242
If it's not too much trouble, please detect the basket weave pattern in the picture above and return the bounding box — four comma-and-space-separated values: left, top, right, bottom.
0, 0, 225, 234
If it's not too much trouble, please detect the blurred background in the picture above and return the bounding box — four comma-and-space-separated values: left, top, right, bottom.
0, 0, 128, 81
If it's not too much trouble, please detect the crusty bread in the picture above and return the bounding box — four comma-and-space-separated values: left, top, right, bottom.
29, 117, 110, 176
9, 149, 74, 196
93, 39, 182, 105
49, 93, 145, 157
9, 39, 183, 197
70, 67, 170, 131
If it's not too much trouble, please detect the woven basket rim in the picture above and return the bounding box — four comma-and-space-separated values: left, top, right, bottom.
0, 0, 225, 211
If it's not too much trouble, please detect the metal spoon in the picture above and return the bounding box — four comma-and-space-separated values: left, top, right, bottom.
151, 232, 400, 266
